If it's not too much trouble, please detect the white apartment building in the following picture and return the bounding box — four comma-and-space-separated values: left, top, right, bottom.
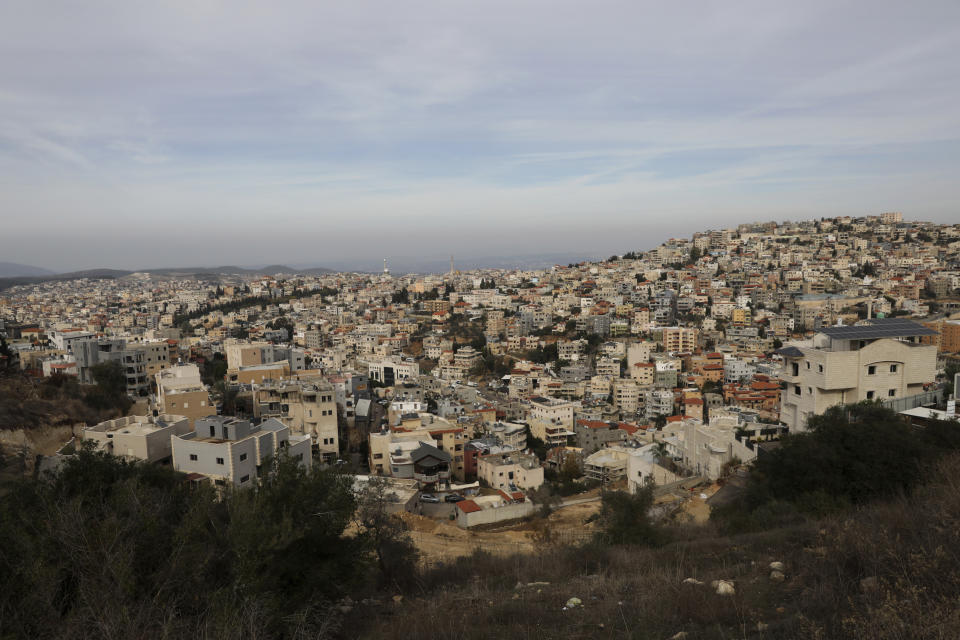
82, 414, 191, 464
172, 416, 311, 488
778, 318, 938, 432
645, 388, 675, 421
478, 452, 544, 491
367, 357, 420, 386
527, 396, 576, 446
612, 378, 640, 415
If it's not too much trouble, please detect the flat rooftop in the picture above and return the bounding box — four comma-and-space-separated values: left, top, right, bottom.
817, 318, 938, 340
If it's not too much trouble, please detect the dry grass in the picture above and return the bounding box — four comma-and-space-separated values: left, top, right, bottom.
346, 455, 960, 640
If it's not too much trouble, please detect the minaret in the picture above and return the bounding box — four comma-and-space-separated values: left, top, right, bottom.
383, 258, 390, 276
449, 255, 454, 276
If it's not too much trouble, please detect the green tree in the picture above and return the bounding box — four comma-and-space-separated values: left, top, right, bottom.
713, 403, 960, 531
559, 453, 582, 483
526, 430, 548, 461
0, 446, 361, 638
596, 486, 663, 546
354, 478, 419, 587
84, 361, 132, 412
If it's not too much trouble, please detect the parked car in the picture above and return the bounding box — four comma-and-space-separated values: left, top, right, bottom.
444, 494, 464, 503
419, 493, 440, 503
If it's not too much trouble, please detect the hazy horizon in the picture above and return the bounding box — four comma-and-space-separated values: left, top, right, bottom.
2, 1, 959, 272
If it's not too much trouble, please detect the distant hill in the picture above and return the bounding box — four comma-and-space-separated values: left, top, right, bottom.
256, 265, 334, 275
0, 262, 55, 278
0, 264, 336, 292
144, 265, 335, 277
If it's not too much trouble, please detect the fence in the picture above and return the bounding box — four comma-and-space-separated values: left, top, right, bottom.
881, 388, 944, 414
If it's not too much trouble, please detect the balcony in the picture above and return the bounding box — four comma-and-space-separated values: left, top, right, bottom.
413, 469, 450, 484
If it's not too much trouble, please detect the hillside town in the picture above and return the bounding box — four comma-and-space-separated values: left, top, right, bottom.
3, 212, 960, 532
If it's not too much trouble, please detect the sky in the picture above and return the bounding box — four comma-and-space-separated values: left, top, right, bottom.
1, 0, 959, 272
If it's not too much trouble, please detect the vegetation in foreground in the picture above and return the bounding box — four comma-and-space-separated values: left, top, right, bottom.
2, 404, 960, 639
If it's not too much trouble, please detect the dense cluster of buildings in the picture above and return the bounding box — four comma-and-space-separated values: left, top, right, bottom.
4, 213, 959, 516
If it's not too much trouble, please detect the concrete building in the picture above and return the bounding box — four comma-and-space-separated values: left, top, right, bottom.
583, 447, 629, 483
456, 492, 534, 528
155, 364, 213, 426
172, 416, 311, 488
71, 336, 169, 396
922, 319, 960, 354
626, 444, 681, 494
527, 396, 576, 446
665, 420, 757, 480
645, 388, 675, 420
228, 361, 291, 384
253, 380, 339, 462
367, 357, 420, 386
82, 414, 191, 464
368, 418, 467, 480
575, 420, 627, 454
778, 318, 938, 431
478, 452, 544, 491
225, 341, 305, 372
662, 327, 698, 353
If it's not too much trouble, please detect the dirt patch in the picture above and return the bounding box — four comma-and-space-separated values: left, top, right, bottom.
407, 499, 604, 563
676, 483, 721, 524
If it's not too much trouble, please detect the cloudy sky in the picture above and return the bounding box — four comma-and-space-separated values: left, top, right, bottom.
1, 0, 959, 271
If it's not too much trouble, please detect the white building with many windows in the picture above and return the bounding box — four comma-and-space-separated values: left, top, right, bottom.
172, 416, 311, 488
778, 318, 938, 432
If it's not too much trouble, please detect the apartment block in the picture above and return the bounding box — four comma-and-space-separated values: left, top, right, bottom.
253, 380, 339, 462
662, 327, 698, 353
527, 396, 576, 446
155, 364, 213, 426
778, 318, 938, 431
172, 416, 311, 488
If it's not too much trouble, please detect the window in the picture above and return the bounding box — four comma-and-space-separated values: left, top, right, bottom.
209, 425, 215, 438
890, 364, 898, 373
888, 389, 896, 397
183, 402, 189, 408
216, 457, 225, 465
189, 454, 198, 461
791, 363, 799, 376
794, 385, 801, 396
239, 453, 247, 461
868, 366, 876, 375
214, 479, 225, 486
240, 475, 249, 483
866, 391, 875, 400
806, 362, 811, 369
818, 364, 824, 373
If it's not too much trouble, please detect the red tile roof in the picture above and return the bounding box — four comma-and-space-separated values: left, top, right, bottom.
457, 500, 482, 513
